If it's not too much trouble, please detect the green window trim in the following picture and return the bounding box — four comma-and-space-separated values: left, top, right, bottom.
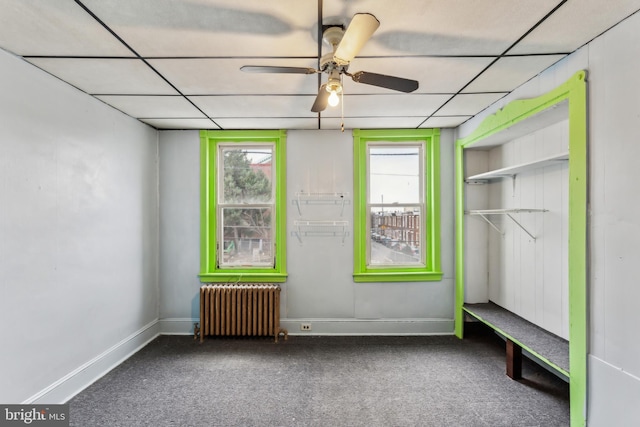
353, 128, 442, 282
199, 129, 287, 283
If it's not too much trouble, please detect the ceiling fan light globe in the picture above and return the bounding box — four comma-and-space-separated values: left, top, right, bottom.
328, 91, 340, 107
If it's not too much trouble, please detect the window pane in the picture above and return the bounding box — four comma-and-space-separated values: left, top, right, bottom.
369, 206, 422, 266
220, 207, 274, 267
221, 147, 273, 204
369, 146, 420, 204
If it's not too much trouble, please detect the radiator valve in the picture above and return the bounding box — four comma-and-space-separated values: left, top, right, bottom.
193, 323, 200, 340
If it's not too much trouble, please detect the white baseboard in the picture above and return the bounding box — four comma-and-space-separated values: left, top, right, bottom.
281, 318, 454, 335
159, 318, 199, 335
24, 320, 160, 405
159, 317, 454, 336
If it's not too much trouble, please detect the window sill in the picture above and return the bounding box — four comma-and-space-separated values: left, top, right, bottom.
353, 271, 443, 283
199, 272, 288, 283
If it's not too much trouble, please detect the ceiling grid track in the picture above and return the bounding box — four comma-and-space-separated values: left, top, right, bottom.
72, 0, 222, 130
416, 0, 570, 128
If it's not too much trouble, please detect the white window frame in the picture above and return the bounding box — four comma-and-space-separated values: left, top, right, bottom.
366, 142, 426, 268
217, 143, 276, 269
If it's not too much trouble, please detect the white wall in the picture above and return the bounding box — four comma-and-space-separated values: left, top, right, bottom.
462, 150, 490, 303
157, 130, 201, 333
458, 11, 640, 426
464, 121, 570, 339
158, 128, 456, 335
0, 49, 160, 403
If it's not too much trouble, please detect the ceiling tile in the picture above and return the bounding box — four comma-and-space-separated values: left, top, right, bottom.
323, 0, 560, 56
320, 94, 451, 118
149, 59, 320, 95
140, 118, 219, 130
343, 57, 495, 94
95, 95, 206, 118
0, 0, 133, 56
510, 0, 640, 54
320, 116, 424, 130
192, 95, 318, 118
462, 55, 565, 93
214, 118, 319, 130
81, 0, 319, 57
436, 93, 506, 116
419, 116, 472, 129
26, 58, 177, 95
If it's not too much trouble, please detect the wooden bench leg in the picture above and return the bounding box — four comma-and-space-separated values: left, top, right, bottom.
506, 339, 522, 379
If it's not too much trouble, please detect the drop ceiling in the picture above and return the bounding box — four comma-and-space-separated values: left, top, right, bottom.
1, 0, 639, 130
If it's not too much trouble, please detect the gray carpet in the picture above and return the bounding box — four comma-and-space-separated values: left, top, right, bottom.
68, 326, 569, 426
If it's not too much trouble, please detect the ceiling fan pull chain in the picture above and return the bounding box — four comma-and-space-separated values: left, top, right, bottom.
340, 81, 345, 132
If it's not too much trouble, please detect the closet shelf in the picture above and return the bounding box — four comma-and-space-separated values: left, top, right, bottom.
466, 209, 548, 240
466, 152, 569, 182
467, 209, 548, 214
292, 220, 349, 243
292, 192, 350, 216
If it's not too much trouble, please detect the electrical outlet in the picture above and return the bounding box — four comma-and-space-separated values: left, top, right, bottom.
301, 323, 312, 331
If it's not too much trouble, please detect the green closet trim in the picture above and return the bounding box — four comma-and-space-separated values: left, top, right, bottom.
199, 129, 288, 283
454, 70, 587, 427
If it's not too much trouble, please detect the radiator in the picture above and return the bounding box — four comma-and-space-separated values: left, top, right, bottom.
198, 284, 287, 343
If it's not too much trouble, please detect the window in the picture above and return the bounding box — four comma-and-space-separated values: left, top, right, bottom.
353, 129, 441, 282
200, 130, 287, 282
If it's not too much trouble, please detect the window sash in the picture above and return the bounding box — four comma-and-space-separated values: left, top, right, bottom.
217, 144, 275, 269
367, 143, 423, 204
218, 206, 274, 268
219, 145, 274, 204
368, 205, 425, 267
366, 142, 425, 268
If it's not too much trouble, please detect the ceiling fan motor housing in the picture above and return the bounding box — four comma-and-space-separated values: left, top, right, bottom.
320, 26, 350, 74
320, 53, 349, 74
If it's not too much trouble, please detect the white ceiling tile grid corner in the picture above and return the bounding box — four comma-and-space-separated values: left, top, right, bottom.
1, 0, 638, 130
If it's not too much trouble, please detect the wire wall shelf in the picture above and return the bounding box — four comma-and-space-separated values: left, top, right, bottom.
292, 191, 350, 216
292, 220, 349, 243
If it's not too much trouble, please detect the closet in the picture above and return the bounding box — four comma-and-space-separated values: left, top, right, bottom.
454, 71, 587, 426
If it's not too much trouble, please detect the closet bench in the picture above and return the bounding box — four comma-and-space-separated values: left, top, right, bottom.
463, 302, 569, 381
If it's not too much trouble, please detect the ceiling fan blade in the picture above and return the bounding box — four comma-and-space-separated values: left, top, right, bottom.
350, 71, 419, 93
240, 65, 317, 74
333, 13, 380, 65
311, 84, 330, 112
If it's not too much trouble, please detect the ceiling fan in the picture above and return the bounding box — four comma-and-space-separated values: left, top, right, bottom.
240, 13, 419, 113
